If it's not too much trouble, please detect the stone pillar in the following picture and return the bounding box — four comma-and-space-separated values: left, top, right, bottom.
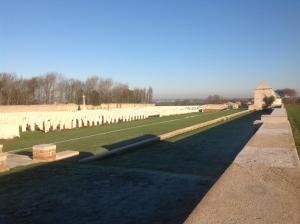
32, 144, 56, 161
0, 145, 8, 172
81, 94, 87, 110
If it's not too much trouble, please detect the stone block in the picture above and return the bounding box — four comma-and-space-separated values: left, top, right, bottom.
32, 144, 56, 161
0, 153, 8, 172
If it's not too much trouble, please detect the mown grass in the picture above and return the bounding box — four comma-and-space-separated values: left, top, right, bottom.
286, 104, 300, 156
95, 111, 261, 176
1, 109, 244, 154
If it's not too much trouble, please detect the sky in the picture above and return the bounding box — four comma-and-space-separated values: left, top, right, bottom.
0, 0, 299, 99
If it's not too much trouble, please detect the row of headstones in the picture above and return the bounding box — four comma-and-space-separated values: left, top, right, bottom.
0, 106, 200, 138
21, 114, 148, 133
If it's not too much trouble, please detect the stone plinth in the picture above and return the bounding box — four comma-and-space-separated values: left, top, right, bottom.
0, 153, 8, 172
32, 144, 56, 161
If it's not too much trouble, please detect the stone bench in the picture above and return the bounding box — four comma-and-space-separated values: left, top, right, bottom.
32, 144, 56, 161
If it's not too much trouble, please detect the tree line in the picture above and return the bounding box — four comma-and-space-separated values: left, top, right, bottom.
0, 72, 153, 105
156, 95, 241, 106
275, 88, 298, 104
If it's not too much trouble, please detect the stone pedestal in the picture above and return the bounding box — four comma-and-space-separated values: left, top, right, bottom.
0, 154, 8, 171
32, 144, 56, 161
0, 145, 8, 172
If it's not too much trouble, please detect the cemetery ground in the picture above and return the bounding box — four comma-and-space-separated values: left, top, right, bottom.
0, 109, 266, 224
1, 109, 243, 155
286, 104, 300, 155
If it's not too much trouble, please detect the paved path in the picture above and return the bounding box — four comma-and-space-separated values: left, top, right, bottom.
185, 107, 300, 224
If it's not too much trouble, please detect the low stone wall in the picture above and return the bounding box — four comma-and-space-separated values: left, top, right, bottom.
0, 103, 155, 113
90, 103, 155, 110
0, 104, 79, 113
185, 106, 300, 224
199, 104, 230, 112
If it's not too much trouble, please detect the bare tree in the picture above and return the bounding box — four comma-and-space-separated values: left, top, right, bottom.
263, 96, 275, 109
0, 72, 154, 105
98, 78, 113, 103
205, 94, 226, 104
275, 88, 297, 104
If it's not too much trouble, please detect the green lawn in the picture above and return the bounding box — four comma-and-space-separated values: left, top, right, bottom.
286, 104, 300, 156
1, 109, 245, 155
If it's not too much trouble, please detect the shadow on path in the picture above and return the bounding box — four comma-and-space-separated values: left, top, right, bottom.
0, 111, 266, 224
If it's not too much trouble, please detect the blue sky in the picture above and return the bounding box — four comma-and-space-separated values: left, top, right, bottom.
1, 0, 299, 98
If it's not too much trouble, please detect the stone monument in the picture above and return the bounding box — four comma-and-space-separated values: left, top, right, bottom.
253, 81, 281, 110
81, 94, 87, 110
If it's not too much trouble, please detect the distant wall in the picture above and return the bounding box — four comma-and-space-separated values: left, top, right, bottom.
0, 104, 78, 113
0, 103, 155, 113
199, 104, 229, 112
86, 103, 155, 110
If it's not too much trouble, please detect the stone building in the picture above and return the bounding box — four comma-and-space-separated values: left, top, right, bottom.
253, 81, 282, 110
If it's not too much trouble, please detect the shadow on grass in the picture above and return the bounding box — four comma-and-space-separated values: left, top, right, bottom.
15, 150, 32, 158
0, 111, 268, 224
98, 111, 265, 177
103, 134, 158, 151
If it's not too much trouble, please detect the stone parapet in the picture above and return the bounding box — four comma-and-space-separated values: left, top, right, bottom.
0, 153, 8, 172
